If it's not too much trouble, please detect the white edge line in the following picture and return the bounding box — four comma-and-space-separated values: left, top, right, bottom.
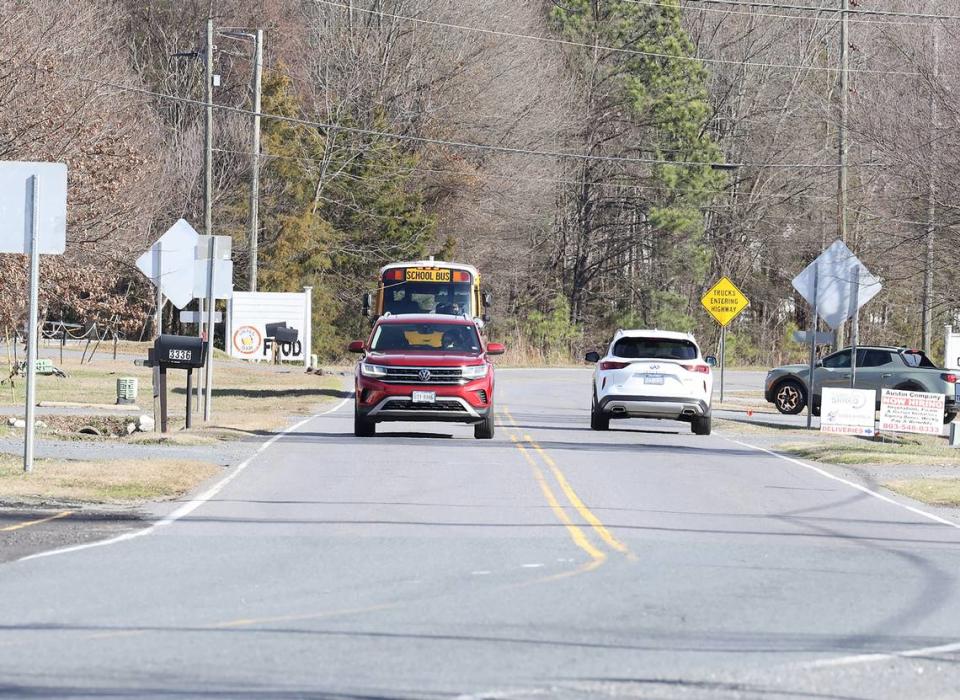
723, 436, 960, 530
17, 396, 352, 563
801, 640, 960, 669
725, 434, 960, 668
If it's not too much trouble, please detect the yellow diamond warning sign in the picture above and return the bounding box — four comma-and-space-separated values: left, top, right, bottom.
701, 277, 750, 327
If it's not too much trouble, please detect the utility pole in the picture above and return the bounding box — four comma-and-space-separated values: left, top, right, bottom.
836, 0, 849, 351
203, 16, 215, 420
249, 28, 263, 292
923, 28, 939, 355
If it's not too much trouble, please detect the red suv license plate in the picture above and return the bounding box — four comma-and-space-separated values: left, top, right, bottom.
412, 391, 436, 403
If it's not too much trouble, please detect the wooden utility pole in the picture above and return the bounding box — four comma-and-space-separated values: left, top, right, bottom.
836, 0, 849, 350
923, 29, 940, 355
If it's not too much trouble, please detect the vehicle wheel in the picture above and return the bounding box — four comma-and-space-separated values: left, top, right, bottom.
945, 412, 957, 425
691, 415, 712, 435
354, 408, 375, 437
590, 393, 609, 431
474, 410, 495, 439
773, 380, 806, 415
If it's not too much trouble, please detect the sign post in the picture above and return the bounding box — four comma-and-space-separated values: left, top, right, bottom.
23, 176, 41, 473
700, 277, 750, 403
0, 162, 68, 473
792, 240, 881, 429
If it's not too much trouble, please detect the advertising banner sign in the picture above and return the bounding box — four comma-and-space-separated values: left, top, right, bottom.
228, 291, 312, 362
820, 388, 876, 436
879, 389, 944, 436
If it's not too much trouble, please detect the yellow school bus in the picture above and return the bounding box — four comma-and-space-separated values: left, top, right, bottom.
363, 259, 490, 322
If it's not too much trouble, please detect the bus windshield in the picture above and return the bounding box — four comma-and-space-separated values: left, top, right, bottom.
382, 281, 473, 316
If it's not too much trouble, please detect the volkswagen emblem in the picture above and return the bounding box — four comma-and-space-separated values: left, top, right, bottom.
418, 369, 432, 382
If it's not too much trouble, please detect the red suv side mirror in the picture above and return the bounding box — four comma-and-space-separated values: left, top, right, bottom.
486, 342, 505, 356
348, 340, 365, 353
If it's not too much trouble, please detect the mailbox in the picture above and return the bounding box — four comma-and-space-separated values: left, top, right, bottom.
154, 335, 207, 369
147, 335, 207, 434
273, 326, 299, 344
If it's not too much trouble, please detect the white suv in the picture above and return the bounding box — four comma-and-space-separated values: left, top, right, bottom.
585, 330, 715, 435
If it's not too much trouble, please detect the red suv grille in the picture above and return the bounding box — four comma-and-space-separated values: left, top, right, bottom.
381, 367, 465, 384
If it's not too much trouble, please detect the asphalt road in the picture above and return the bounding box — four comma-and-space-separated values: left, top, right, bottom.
1, 368, 960, 699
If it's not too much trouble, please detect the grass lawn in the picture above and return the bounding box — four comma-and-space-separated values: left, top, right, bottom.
0, 454, 220, 504
0, 352, 347, 437
886, 479, 960, 507
774, 437, 960, 467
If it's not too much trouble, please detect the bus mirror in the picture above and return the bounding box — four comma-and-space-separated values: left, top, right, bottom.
482, 291, 493, 306
362, 293, 372, 317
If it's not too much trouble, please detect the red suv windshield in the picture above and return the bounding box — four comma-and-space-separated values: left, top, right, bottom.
371, 322, 481, 353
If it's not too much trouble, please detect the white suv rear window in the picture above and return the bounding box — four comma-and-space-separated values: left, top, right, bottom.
612, 337, 697, 361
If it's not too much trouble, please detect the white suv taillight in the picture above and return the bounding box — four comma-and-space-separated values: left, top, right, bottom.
600, 361, 631, 371
681, 363, 711, 374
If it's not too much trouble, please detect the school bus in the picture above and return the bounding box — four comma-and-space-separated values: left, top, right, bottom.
363, 259, 490, 323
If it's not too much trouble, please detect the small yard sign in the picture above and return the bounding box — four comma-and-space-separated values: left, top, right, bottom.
820, 388, 876, 436
879, 388, 944, 436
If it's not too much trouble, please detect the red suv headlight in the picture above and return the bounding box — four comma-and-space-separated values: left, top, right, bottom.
461, 364, 489, 379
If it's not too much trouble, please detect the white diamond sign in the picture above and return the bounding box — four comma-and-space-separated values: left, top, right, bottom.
792, 240, 882, 331
136, 219, 201, 309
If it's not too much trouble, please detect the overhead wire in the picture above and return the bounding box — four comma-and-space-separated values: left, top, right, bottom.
619, 0, 943, 26
36, 65, 891, 170
310, 0, 924, 76
677, 0, 960, 21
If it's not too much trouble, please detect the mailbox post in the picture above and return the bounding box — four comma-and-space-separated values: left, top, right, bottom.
149, 335, 208, 433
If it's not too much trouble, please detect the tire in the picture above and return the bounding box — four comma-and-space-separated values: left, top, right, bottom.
591, 392, 609, 431
354, 407, 375, 437
474, 410, 495, 439
691, 415, 712, 435
773, 379, 807, 415
945, 412, 957, 425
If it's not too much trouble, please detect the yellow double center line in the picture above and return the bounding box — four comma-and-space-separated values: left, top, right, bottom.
501, 407, 634, 576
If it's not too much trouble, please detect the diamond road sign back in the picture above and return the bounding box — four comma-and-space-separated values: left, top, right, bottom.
792, 240, 881, 331
701, 277, 750, 327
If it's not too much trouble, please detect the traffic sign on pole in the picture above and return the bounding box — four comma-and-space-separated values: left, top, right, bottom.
701, 277, 750, 327
0, 162, 68, 473
136, 219, 201, 309
701, 277, 750, 404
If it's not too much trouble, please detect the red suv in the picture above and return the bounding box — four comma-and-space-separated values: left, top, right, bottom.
349, 315, 505, 439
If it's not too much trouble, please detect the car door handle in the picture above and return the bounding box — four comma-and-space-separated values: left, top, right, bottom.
840, 374, 851, 379
881, 373, 893, 378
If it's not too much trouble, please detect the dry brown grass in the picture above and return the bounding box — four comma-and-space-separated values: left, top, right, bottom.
0, 455, 220, 504
885, 479, 960, 507
0, 354, 347, 436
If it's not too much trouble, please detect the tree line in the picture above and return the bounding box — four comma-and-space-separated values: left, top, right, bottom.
1, 0, 956, 364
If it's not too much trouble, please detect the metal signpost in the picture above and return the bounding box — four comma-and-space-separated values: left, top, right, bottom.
700, 277, 750, 403
194, 235, 233, 421
792, 240, 882, 429
0, 162, 68, 473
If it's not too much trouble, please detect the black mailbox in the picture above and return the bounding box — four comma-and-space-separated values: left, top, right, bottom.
265, 322, 286, 339
154, 335, 207, 369
147, 335, 207, 434
273, 326, 299, 344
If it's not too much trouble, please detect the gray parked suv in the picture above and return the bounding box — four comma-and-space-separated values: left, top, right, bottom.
765, 346, 959, 422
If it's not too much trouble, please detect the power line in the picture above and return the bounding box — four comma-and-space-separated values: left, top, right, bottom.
311, 0, 922, 76
621, 0, 937, 27
52, 67, 889, 170
679, 0, 960, 21
213, 146, 840, 199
